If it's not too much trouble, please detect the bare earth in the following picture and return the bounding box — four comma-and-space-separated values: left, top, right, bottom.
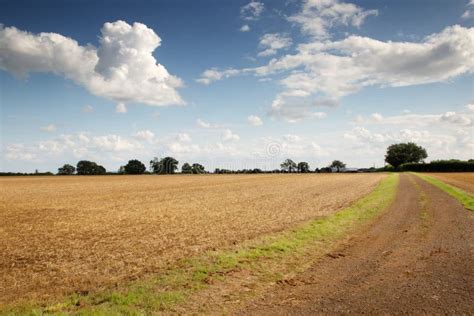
0, 173, 384, 304
241, 174, 474, 314
428, 172, 474, 194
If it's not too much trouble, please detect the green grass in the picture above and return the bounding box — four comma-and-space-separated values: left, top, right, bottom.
414, 173, 474, 211
2, 174, 399, 315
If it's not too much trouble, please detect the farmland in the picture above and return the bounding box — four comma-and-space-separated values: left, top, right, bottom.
427, 172, 474, 194
0, 173, 386, 305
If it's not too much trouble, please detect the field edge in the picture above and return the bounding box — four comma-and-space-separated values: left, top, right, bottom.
414, 173, 474, 211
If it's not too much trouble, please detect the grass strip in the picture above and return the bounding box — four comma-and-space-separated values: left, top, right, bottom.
414, 173, 474, 211
3, 174, 399, 315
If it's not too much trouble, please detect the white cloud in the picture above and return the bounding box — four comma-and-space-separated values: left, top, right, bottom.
269, 93, 327, 122
196, 118, 212, 128
461, 0, 474, 19
115, 102, 127, 113
134, 130, 155, 142
439, 111, 472, 126
92, 135, 142, 152
241, 1, 264, 21
240, 24, 251, 32
196, 68, 241, 85
4, 144, 37, 161
40, 124, 56, 132
199, 24, 474, 122
176, 133, 191, 142
355, 110, 473, 127
466, 102, 474, 112
82, 105, 93, 112
248, 115, 263, 126
258, 33, 292, 57
371, 113, 383, 122
342, 125, 471, 162
0, 21, 184, 109
288, 0, 378, 39
222, 129, 240, 142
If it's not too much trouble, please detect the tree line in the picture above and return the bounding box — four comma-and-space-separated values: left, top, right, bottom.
2, 142, 472, 176
55, 158, 349, 175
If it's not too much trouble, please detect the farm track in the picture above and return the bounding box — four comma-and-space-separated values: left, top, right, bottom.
241, 173, 474, 314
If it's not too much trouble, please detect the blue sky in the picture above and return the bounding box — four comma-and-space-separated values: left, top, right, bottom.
1, 0, 473, 172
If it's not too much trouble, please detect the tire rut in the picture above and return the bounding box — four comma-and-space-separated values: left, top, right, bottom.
240, 174, 474, 314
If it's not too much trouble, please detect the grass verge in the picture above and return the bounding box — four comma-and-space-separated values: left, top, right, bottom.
2, 174, 399, 315
414, 173, 474, 211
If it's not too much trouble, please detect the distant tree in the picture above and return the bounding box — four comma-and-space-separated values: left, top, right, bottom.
76, 160, 106, 175
320, 167, 332, 173
181, 163, 193, 174
118, 166, 126, 174
57, 164, 75, 175
385, 143, 428, 168
124, 159, 146, 174
150, 157, 179, 174
329, 160, 346, 172
297, 162, 310, 173
192, 163, 205, 174
281, 159, 297, 173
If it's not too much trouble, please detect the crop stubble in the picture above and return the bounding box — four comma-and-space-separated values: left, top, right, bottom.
0, 173, 385, 304
427, 172, 474, 194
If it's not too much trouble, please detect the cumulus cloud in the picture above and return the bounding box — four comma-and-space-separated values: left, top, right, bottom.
288, 0, 378, 39
4, 144, 37, 161
222, 129, 240, 142
342, 125, 470, 160
0, 21, 184, 109
466, 102, 474, 112
241, 1, 264, 20
134, 130, 155, 142
269, 93, 327, 122
196, 68, 241, 85
248, 115, 263, 126
258, 33, 292, 57
176, 133, 191, 142
439, 111, 472, 126
240, 24, 251, 32
115, 103, 127, 113
354, 110, 473, 127
196, 118, 212, 128
92, 135, 142, 152
40, 124, 57, 132
199, 23, 474, 121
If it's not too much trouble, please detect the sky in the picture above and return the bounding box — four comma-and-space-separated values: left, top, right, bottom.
1, 0, 473, 172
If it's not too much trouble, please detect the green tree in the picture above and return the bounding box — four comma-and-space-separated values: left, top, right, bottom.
281, 159, 297, 173
297, 162, 310, 173
385, 143, 428, 168
124, 159, 146, 174
150, 157, 179, 174
192, 163, 205, 174
181, 162, 193, 174
76, 160, 106, 175
329, 160, 346, 172
57, 164, 75, 175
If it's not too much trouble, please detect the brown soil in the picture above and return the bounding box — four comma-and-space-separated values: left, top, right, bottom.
240, 174, 474, 314
428, 172, 474, 194
0, 173, 384, 304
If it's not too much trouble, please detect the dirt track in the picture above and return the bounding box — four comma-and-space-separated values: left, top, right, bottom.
242, 174, 474, 314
